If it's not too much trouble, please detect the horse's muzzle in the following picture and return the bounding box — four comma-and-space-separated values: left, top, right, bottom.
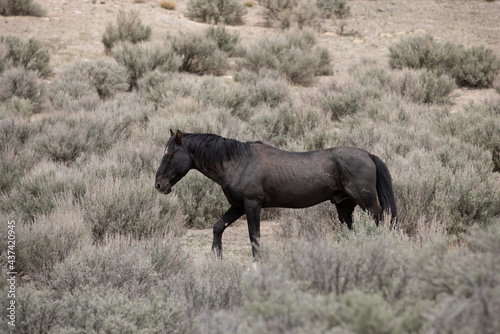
155, 182, 172, 195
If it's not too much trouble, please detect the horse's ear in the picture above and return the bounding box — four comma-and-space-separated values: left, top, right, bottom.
170, 129, 175, 137
176, 130, 183, 143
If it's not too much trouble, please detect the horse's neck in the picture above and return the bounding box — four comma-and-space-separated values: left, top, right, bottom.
192, 161, 227, 186
185, 140, 228, 186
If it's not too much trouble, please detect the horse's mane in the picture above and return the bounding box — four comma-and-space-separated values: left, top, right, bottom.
181, 133, 257, 170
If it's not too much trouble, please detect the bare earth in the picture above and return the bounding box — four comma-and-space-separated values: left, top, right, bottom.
3, 0, 499, 261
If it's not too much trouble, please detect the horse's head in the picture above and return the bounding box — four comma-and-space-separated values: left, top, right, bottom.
155, 129, 192, 194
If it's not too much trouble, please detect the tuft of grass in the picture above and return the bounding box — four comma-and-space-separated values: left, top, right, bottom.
102, 9, 152, 51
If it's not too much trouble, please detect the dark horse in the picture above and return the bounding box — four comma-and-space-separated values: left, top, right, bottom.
155, 130, 397, 259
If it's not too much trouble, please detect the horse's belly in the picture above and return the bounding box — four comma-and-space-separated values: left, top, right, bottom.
262, 182, 336, 208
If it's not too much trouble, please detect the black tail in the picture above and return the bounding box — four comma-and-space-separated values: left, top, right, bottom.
370, 154, 397, 225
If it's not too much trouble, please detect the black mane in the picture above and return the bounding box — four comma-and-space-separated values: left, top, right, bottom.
181, 133, 256, 170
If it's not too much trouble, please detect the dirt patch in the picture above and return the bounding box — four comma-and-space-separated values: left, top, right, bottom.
181, 218, 284, 265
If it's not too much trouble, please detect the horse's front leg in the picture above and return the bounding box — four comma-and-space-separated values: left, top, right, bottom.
212, 205, 244, 259
244, 199, 262, 260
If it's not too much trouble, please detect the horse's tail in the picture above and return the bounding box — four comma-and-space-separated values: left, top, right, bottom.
370, 154, 397, 225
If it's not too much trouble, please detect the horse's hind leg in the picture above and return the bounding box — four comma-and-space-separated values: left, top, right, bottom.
335, 198, 356, 230
344, 186, 382, 227
358, 195, 382, 227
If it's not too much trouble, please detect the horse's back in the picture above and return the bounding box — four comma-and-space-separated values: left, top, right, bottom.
245, 145, 341, 208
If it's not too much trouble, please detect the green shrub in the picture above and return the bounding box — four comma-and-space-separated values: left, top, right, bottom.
206, 24, 240, 56
323, 88, 363, 120
0, 160, 86, 224
77, 60, 129, 99
258, 0, 298, 28
83, 176, 186, 242
50, 60, 128, 108
193, 71, 290, 121
0, 67, 45, 113
102, 9, 152, 51
332, 0, 351, 18
49, 243, 157, 295
0, 114, 39, 152
241, 29, 332, 86
113, 41, 180, 89
138, 70, 193, 109
246, 104, 307, 147
394, 68, 456, 104
389, 35, 500, 88
165, 260, 244, 317
0, 149, 33, 193
440, 102, 500, 172
259, 0, 349, 28
246, 71, 291, 108
11, 285, 188, 334
37, 95, 149, 163
0, 0, 46, 17
451, 45, 500, 88
83, 140, 159, 182
316, 0, 351, 20
388, 34, 447, 71
48, 75, 100, 113
170, 30, 228, 75
186, 0, 246, 25
176, 171, 228, 228
37, 121, 91, 163
0, 35, 51, 77
16, 197, 88, 277
47, 238, 187, 294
